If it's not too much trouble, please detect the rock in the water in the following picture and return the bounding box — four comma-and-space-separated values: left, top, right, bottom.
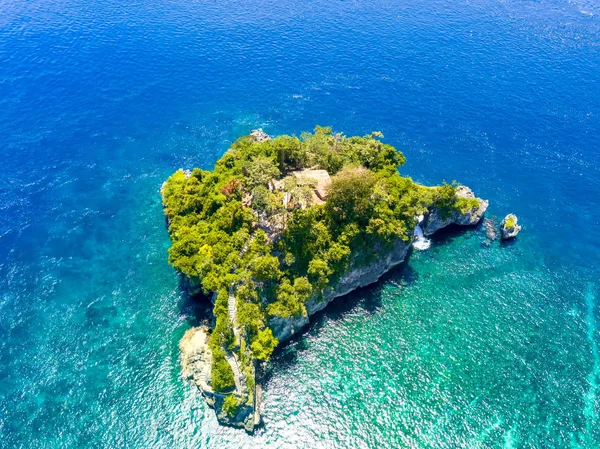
483, 217, 498, 241
422, 186, 489, 236
250, 128, 271, 143
500, 213, 521, 240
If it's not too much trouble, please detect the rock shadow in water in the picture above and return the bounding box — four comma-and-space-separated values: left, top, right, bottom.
178, 279, 213, 328
500, 237, 519, 248
428, 222, 479, 245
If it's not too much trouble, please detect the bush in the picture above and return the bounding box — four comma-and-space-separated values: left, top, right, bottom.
222, 394, 240, 417
505, 215, 516, 230
250, 328, 279, 362
210, 348, 235, 393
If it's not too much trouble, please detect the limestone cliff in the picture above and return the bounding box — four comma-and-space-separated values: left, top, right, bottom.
422, 186, 489, 236
269, 238, 411, 342
269, 188, 487, 342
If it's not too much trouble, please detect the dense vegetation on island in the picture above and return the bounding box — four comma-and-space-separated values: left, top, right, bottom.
162, 126, 478, 412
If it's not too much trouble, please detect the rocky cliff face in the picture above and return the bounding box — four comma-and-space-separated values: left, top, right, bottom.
270, 188, 487, 342
422, 186, 488, 236
269, 238, 412, 342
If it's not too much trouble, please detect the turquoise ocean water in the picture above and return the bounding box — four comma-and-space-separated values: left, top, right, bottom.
1, 0, 600, 447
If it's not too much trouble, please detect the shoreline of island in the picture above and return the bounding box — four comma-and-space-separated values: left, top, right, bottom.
161, 127, 491, 430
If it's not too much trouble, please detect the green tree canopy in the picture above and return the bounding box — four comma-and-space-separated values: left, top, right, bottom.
325, 166, 377, 228
244, 155, 280, 189
251, 328, 278, 362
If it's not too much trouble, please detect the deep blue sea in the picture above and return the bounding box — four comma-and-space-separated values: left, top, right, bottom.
2, 0, 600, 447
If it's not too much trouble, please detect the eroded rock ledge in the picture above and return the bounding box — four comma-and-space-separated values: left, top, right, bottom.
422, 186, 489, 236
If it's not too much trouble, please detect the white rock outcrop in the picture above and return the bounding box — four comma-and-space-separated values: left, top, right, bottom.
500, 213, 521, 240
422, 186, 488, 236
250, 128, 271, 143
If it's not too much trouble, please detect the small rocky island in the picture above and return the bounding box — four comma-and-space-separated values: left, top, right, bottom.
161, 127, 488, 430
500, 213, 521, 240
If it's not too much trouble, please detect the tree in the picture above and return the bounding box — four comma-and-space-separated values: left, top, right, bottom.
251, 185, 270, 214
238, 301, 263, 336
433, 182, 458, 219
346, 132, 406, 171
210, 348, 235, 392
220, 178, 241, 199
302, 126, 345, 173
308, 258, 333, 292
249, 255, 282, 282
325, 166, 377, 227
251, 328, 278, 362
222, 394, 240, 417
244, 155, 280, 189
273, 134, 304, 172
293, 276, 312, 302
266, 277, 309, 318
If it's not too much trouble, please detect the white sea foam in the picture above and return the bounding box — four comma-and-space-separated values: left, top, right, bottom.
413, 215, 431, 251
